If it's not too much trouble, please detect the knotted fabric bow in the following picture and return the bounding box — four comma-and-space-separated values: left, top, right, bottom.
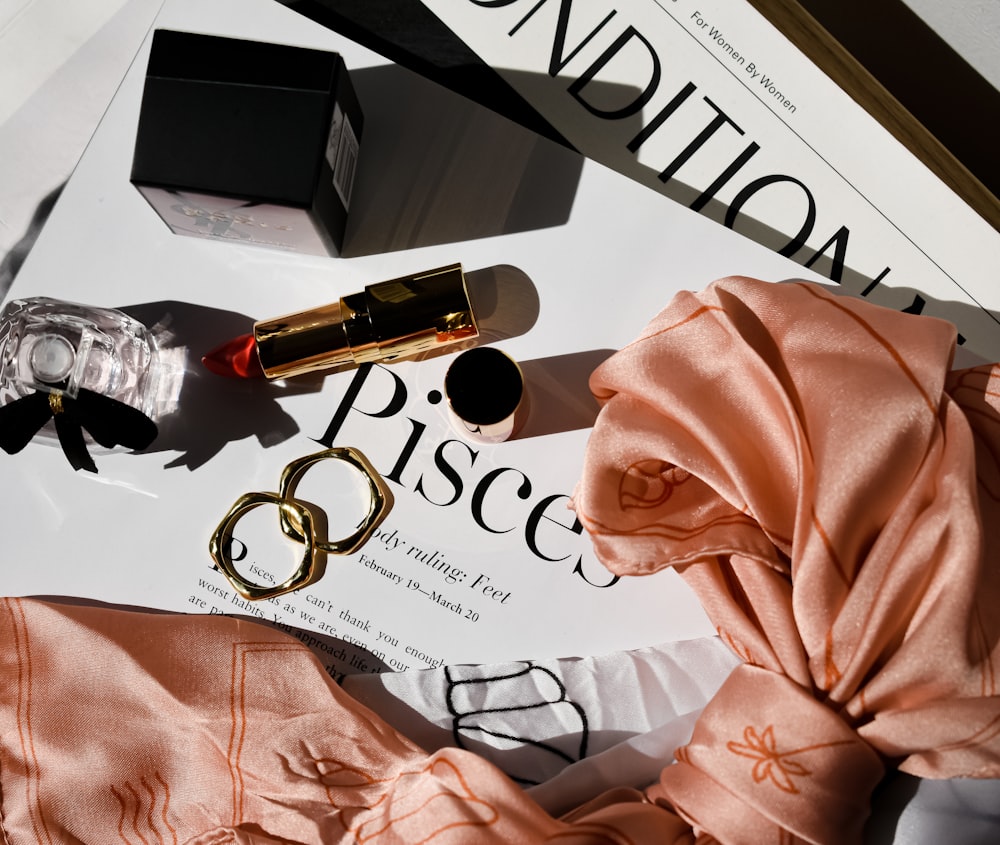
0, 278, 997, 844
0, 387, 158, 472
572, 277, 1000, 841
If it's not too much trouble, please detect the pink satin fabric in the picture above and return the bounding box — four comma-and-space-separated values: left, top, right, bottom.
0, 598, 686, 844
1, 277, 998, 844
573, 278, 1000, 841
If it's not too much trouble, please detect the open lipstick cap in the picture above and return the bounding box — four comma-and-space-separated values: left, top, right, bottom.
444, 346, 525, 444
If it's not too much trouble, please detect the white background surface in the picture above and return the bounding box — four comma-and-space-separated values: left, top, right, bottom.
901, 0, 1000, 89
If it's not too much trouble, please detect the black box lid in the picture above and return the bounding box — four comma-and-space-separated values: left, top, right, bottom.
131, 30, 348, 206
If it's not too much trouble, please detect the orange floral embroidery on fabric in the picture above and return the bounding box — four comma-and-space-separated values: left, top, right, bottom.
619, 460, 690, 510
717, 627, 755, 666
318, 757, 500, 843
727, 726, 853, 794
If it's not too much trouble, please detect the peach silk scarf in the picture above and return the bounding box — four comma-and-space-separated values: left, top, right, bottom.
1, 277, 998, 844
572, 278, 1000, 841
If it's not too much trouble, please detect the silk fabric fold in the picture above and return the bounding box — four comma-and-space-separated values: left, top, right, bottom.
573, 278, 1000, 841
2, 278, 998, 844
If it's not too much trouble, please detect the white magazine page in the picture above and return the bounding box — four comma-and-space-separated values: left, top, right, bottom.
0, 0, 880, 681
419, 0, 1000, 361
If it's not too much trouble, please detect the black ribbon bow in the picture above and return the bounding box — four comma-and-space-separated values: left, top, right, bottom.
0, 389, 158, 473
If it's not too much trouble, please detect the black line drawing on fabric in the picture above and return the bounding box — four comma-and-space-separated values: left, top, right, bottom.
445, 662, 590, 785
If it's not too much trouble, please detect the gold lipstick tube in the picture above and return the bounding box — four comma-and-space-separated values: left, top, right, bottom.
252, 263, 478, 379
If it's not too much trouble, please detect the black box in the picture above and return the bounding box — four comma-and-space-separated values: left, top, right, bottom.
131, 29, 363, 256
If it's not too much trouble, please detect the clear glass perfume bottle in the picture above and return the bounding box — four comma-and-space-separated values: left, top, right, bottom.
0, 296, 160, 441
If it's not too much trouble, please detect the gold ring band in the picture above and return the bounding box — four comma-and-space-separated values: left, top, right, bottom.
208, 446, 392, 601
278, 447, 393, 554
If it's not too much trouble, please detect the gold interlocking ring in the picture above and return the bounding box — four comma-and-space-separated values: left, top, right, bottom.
279, 447, 393, 554
208, 446, 392, 601
210, 491, 319, 601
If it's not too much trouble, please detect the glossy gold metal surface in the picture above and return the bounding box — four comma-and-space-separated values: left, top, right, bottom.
208, 447, 393, 600
252, 263, 478, 379
209, 490, 319, 601
278, 446, 393, 554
